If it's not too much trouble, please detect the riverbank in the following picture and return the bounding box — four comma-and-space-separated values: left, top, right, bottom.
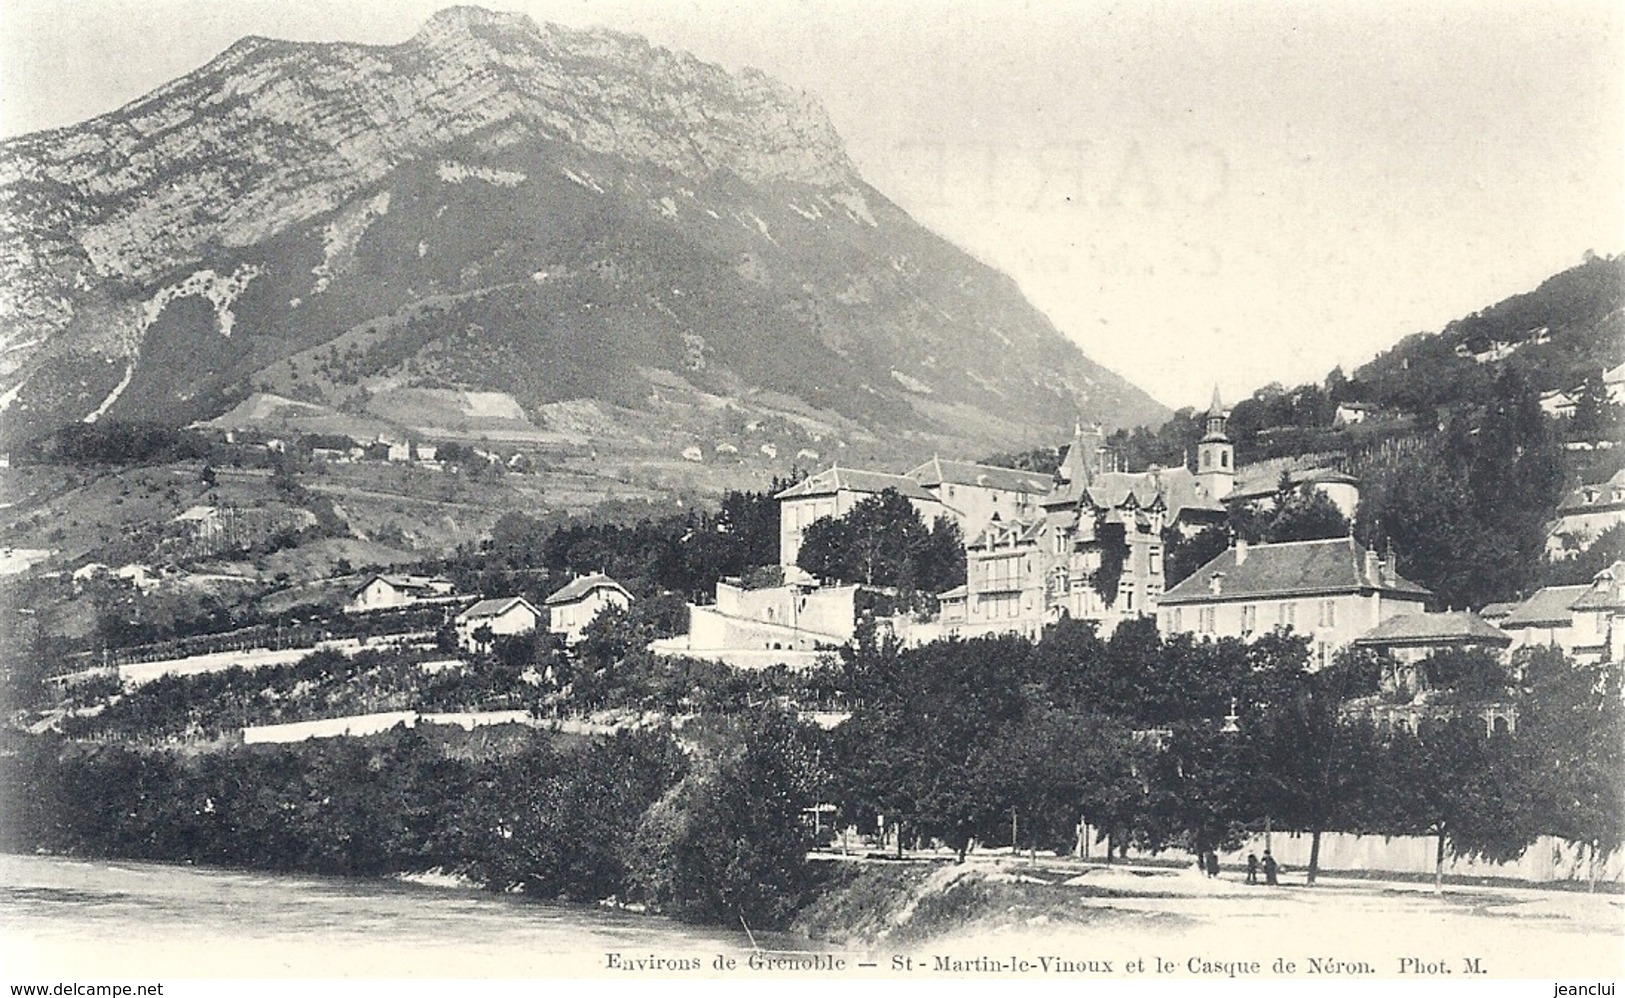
5, 852, 1621, 979
794, 854, 1625, 978
0, 853, 782, 978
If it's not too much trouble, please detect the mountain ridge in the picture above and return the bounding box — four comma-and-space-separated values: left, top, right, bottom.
0, 6, 1168, 458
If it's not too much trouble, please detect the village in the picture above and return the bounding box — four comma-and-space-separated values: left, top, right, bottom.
23, 386, 1621, 768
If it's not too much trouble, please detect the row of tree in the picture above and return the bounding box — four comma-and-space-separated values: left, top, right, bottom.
11, 614, 1621, 927
0, 711, 824, 929
821, 621, 1621, 888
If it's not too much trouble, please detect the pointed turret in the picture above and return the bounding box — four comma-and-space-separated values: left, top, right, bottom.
1197, 385, 1234, 500
1203, 386, 1230, 442
1057, 421, 1106, 486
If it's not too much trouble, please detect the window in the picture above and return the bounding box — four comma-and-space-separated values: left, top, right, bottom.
1241, 604, 1257, 635
1319, 599, 1336, 628
1200, 607, 1216, 633
1201, 451, 1211, 469
1278, 602, 1296, 627
1221, 451, 1230, 469
1124, 589, 1135, 612
1149, 544, 1163, 576
1049, 567, 1069, 596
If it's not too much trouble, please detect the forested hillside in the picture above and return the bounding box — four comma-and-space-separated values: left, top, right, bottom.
1077, 255, 1624, 610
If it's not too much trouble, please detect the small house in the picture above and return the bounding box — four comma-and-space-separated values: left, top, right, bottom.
347, 573, 456, 613
455, 596, 542, 653
544, 574, 633, 644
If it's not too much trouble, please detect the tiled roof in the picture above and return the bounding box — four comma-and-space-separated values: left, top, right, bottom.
938, 584, 968, 600
1354, 611, 1512, 647
544, 573, 631, 606
907, 458, 1053, 495
967, 517, 1043, 549
1570, 563, 1625, 611
1042, 481, 1086, 508
386, 574, 437, 587
1478, 602, 1519, 619
1083, 467, 1226, 520
775, 466, 938, 503
351, 573, 450, 597
1556, 468, 1625, 514
1226, 465, 1360, 504
1500, 585, 1591, 627
458, 596, 539, 620
1159, 537, 1433, 605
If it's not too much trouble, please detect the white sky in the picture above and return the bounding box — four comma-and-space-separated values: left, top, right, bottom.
2, 0, 1620, 411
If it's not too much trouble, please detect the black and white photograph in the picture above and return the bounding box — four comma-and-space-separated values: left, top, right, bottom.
0, 0, 1620, 990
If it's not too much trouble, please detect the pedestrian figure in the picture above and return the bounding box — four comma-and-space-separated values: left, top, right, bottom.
1246, 852, 1259, 884
1205, 851, 1220, 878
1262, 851, 1279, 886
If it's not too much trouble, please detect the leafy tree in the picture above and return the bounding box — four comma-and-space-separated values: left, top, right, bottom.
980, 446, 1063, 475
1416, 648, 1510, 700
1265, 487, 1351, 543
1544, 522, 1625, 586
833, 633, 1031, 858
796, 489, 964, 599
974, 708, 1139, 855
1356, 371, 1567, 607
1370, 718, 1540, 891
1515, 647, 1624, 889
1569, 372, 1619, 442
1137, 721, 1261, 856
1162, 523, 1230, 589
475, 729, 685, 901
1247, 642, 1383, 884
629, 708, 822, 928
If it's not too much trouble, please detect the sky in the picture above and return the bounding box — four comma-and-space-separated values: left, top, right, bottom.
1, 0, 1620, 412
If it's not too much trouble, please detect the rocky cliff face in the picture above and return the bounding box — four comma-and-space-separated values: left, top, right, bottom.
0, 5, 1166, 453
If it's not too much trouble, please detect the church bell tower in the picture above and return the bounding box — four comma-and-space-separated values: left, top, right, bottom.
1197, 386, 1234, 500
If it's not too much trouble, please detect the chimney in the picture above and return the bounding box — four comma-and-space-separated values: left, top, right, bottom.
1365, 548, 1381, 585
1235, 538, 1248, 565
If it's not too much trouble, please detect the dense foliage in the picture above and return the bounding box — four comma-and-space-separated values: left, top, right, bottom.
1353, 372, 1567, 608
15, 421, 211, 467
2, 709, 824, 928
454, 480, 789, 605
820, 619, 1621, 885
795, 489, 965, 600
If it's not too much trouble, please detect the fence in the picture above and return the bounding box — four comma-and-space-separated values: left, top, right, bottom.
1079, 823, 1621, 884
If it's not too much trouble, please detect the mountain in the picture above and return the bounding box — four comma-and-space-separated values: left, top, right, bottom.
1347, 254, 1623, 412
0, 6, 1166, 459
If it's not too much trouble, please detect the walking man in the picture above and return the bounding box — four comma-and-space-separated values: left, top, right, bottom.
1246, 852, 1259, 884
1262, 851, 1279, 886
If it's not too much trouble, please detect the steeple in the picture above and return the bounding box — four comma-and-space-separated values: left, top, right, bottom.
1203, 386, 1230, 442
1197, 385, 1234, 500
1058, 420, 1105, 486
